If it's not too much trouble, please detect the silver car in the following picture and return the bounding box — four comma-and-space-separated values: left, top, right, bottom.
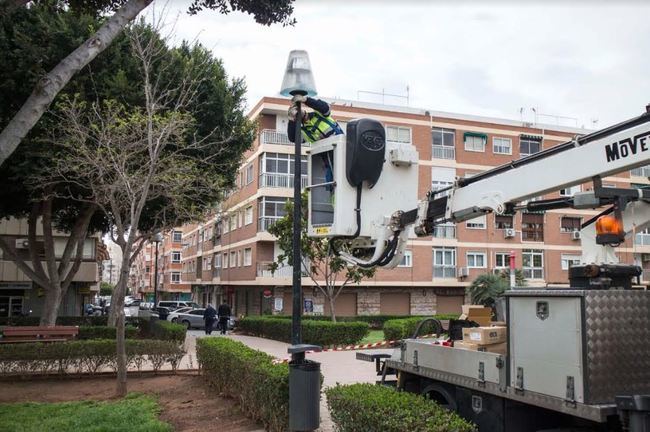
167, 307, 193, 323
175, 309, 207, 329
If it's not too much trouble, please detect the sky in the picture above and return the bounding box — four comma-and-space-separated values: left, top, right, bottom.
160, 0, 650, 129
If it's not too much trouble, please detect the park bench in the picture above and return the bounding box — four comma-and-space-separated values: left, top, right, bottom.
0, 326, 79, 343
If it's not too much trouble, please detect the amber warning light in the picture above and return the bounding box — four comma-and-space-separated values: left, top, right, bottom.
595, 215, 625, 245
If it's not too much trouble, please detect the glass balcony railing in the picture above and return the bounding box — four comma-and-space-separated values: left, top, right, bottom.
635, 233, 650, 246
433, 266, 456, 278
259, 173, 308, 189
258, 217, 282, 232
431, 145, 455, 160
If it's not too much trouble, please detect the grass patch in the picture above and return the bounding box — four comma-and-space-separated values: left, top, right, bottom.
360, 329, 385, 344
0, 393, 171, 432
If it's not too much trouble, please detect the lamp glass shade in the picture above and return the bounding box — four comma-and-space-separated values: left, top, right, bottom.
280, 50, 317, 97
153, 233, 164, 242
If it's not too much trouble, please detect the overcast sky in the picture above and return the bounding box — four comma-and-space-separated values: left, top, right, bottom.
164, 0, 650, 129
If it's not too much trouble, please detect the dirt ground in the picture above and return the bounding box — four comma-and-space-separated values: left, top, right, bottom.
0, 373, 263, 432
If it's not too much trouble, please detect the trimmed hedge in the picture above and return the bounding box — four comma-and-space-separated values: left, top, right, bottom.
0, 316, 140, 327
272, 314, 460, 330
197, 337, 294, 432
147, 320, 187, 344
326, 383, 475, 432
0, 339, 185, 375
239, 316, 369, 346
383, 315, 453, 341
77, 325, 139, 340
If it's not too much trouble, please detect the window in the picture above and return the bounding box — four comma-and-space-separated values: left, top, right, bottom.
223, 217, 229, 234
521, 213, 544, 241
245, 163, 254, 185
466, 214, 486, 229
431, 167, 455, 197
495, 252, 510, 269
229, 215, 236, 232
172, 231, 182, 243
171, 251, 181, 263
631, 165, 650, 177
386, 125, 411, 144
431, 127, 455, 160
398, 250, 412, 267
237, 250, 242, 267
520, 137, 542, 158
466, 251, 486, 268
559, 185, 581, 196
493, 137, 512, 155
636, 227, 650, 246
239, 171, 244, 189
238, 210, 243, 228
495, 215, 514, 229
433, 247, 456, 278
522, 249, 544, 279
244, 206, 253, 225
214, 254, 222, 268
258, 197, 289, 231
230, 251, 236, 267
560, 216, 581, 233
261, 153, 308, 175
464, 133, 486, 152
244, 248, 252, 266
171, 272, 181, 283
198, 229, 204, 243
203, 256, 211, 270
561, 254, 581, 270
222, 253, 228, 269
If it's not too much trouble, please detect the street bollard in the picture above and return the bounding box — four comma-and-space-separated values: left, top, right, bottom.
288, 344, 321, 431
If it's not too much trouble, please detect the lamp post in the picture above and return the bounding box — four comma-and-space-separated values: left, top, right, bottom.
280, 50, 320, 432
152, 233, 163, 307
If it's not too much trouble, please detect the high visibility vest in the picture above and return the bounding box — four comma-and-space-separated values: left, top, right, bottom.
301, 111, 343, 143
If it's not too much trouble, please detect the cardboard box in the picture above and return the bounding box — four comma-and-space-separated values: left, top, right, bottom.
462, 326, 507, 346
454, 340, 507, 355
458, 305, 492, 326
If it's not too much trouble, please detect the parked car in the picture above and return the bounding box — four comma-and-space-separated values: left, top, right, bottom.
167, 307, 194, 323
150, 306, 171, 321
157, 301, 200, 311
175, 309, 206, 329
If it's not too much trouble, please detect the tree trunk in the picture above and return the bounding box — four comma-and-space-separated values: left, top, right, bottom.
115, 310, 127, 397
328, 296, 337, 323
40, 282, 62, 326
108, 251, 132, 326
0, 0, 153, 167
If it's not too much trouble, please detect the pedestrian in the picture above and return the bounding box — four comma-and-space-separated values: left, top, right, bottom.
217, 301, 231, 335
203, 304, 217, 335
287, 95, 343, 144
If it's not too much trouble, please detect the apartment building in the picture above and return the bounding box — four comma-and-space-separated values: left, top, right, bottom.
0, 218, 102, 318
141, 96, 650, 317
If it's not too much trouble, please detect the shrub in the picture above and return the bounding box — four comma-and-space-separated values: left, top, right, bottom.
326, 383, 475, 432
0, 316, 140, 327
271, 314, 459, 330
139, 319, 186, 345
383, 315, 452, 341
77, 325, 139, 340
0, 339, 184, 375
239, 316, 369, 346
197, 337, 294, 432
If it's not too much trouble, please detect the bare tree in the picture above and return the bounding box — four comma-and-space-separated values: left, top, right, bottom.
42, 20, 251, 395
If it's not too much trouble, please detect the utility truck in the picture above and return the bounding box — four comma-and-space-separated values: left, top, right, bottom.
306, 109, 650, 431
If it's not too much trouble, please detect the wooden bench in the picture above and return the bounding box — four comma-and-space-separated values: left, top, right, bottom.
0, 326, 79, 343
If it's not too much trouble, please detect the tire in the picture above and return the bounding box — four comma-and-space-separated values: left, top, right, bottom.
421, 383, 457, 411
182, 320, 191, 329
171, 318, 177, 323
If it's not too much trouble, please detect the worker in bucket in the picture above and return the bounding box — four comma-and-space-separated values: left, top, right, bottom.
287, 95, 343, 143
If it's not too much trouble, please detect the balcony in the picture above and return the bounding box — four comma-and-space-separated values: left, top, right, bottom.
431, 145, 455, 160
432, 225, 455, 239
260, 129, 292, 146
631, 166, 650, 177
258, 217, 281, 232
259, 172, 308, 189
257, 261, 308, 277
433, 266, 456, 278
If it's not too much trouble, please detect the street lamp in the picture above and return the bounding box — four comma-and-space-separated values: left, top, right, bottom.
152, 232, 163, 307
280, 50, 320, 432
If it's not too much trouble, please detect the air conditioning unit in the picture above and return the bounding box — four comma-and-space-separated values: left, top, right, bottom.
571, 231, 581, 240
15, 238, 29, 249
504, 228, 516, 239
458, 267, 469, 278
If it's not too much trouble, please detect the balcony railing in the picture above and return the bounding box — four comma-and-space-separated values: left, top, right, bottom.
631, 166, 650, 177
260, 129, 292, 146
257, 261, 309, 277
431, 145, 455, 160
259, 172, 308, 189
635, 233, 650, 246
432, 225, 455, 239
258, 217, 281, 232
433, 266, 456, 278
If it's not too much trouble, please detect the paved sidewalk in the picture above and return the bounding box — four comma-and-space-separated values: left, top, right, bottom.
186, 331, 387, 431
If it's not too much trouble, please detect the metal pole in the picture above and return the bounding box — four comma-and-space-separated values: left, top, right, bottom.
291, 98, 304, 346
154, 241, 159, 306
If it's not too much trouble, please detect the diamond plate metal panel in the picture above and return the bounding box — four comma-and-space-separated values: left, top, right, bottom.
584, 290, 650, 404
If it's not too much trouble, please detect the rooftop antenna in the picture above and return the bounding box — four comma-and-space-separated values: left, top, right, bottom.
357, 86, 410, 106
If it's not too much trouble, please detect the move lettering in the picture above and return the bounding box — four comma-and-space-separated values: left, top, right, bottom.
605, 131, 650, 162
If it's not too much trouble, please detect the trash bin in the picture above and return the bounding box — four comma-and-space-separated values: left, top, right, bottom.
289, 359, 321, 431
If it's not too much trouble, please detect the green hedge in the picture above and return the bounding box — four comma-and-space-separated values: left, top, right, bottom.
0, 339, 185, 375
139, 319, 187, 345
239, 316, 369, 346
272, 314, 459, 330
197, 337, 293, 432
326, 383, 475, 432
0, 316, 141, 327
383, 315, 454, 341
77, 326, 139, 340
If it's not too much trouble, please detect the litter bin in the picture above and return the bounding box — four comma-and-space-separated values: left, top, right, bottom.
288, 344, 321, 431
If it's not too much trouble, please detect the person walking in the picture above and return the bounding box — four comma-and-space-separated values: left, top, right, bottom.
203, 304, 217, 335
287, 95, 343, 144
217, 301, 231, 335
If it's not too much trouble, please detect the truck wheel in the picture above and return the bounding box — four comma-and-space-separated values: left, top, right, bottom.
421, 383, 458, 412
